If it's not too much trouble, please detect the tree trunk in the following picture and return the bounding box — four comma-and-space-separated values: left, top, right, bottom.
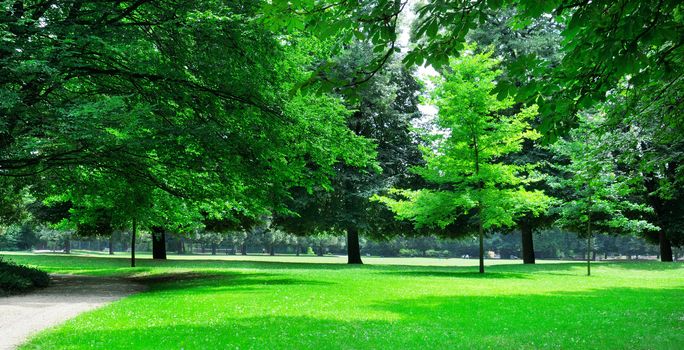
659, 230, 673, 262
109, 235, 114, 255
296, 244, 300, 256
478, 217, 484, 274
520, 221, 535, 264
347, 227, 363, 264
473, 134, 484, 274
131, 218, 137, 268
211, 243, 217, 255
177, 237, 184, 255
151, 227, 167, 260
586, 220, 592, 276
269, 245, 275, 256
241, 243, 247, 255
64, 238, 70, 254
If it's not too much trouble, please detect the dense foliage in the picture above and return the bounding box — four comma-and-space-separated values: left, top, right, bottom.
0, 257, 49, 295
375, 51, 551, 272
1, 0, 682, 268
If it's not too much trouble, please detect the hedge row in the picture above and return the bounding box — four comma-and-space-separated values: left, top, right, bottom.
0, 258, 50, 296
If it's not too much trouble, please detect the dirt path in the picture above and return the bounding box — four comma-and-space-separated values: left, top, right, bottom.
0, 274, 145, 350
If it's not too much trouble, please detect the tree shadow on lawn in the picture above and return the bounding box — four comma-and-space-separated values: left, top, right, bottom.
374, 261, 597, 278
596, 260, 684, 271
7, 253, 681, 280
128, 270, 335, 294
25, 286, 684, 350
379, 270, 530, 279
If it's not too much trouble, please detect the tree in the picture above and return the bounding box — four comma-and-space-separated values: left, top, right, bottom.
223, 231, 248, 255
249, 217, 288, 256
0, 223, 38, 251
276, 42, 423, 264
375, 51, 551, 273
2, 1, 376, 261
308, 232, 344, 256
467, 9, 564, 264
550, 115, 658, 275
602, 73, 684, 262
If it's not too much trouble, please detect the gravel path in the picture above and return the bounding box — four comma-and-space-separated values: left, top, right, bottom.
0, 274, 145, 350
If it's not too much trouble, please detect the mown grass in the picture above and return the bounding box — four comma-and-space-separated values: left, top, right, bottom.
2, 252, 683, 349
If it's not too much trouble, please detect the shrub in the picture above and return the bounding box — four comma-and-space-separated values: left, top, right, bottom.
399, 249, 420, 257
425, 249, 450, 258
0, 258, 50, 295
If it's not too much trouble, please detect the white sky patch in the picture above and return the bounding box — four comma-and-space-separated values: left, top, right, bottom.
397, 0, 439, 127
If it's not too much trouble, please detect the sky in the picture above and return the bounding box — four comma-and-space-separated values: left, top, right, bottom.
397, 0, 438, 122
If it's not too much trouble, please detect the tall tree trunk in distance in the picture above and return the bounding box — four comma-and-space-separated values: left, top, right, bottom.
659, 230, 673, 262
151, 227, 167, 260
586, 219, 592, 276
473, 135, 484, 274
520, 220, 535, 264
131, 218, 137, 268
645, 175, 673, 262
269, 244, 275, 256
211, 243, 217, 255
478, 216, 484, 274
296, 244, 300, 256
347, 227, 363, 264
109, 235, 114, 255
241, 243, 247, 255
64, 237, 70, 254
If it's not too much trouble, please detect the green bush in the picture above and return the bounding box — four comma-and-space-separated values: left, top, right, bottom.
399, 248, 420, 257
425, 249, 450, 258
0, 258, 50, 295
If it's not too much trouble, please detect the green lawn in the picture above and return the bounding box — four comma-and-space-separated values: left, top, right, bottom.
3, 252, 683, 349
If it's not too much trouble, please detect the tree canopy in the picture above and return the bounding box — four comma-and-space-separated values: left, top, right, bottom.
374, 51, 552, 272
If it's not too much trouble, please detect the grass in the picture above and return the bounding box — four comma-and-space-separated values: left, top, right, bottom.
2, 252, 683, 349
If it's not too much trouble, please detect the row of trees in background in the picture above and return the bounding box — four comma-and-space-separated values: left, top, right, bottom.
3, 223, 676, 262
1, 1, 683, 274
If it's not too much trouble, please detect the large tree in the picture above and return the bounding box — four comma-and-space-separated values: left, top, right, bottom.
2, 1, 377, 256
275, 42, 423, 264
600, 91, 684, 262
467, 9, 563, 264
375, 51, 551, 273
550, 115, 658, 275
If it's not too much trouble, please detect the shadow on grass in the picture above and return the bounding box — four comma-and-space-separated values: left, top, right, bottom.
4, 253, 682, 279
596, 260, 684, 271
22, 286, 684, 350
379, 270, 529, 279
126, 270, 335, 294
